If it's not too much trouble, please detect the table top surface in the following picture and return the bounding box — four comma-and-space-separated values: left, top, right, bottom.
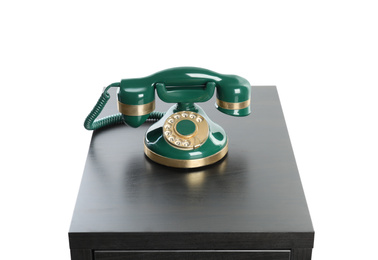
70, 86, 313, 235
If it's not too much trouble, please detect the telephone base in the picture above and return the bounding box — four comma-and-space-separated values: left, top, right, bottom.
144, 141, 228, 168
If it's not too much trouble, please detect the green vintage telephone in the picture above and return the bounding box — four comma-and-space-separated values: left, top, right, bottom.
84, 67, 251, 168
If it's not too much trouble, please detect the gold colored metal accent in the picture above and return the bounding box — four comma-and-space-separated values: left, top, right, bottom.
216, 98, 250, 110
163, 111, 209, 150
117, 100, 155, 116
144, 142, 228, 168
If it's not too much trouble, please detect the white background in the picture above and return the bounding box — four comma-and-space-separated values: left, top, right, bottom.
1, 1, 377, 259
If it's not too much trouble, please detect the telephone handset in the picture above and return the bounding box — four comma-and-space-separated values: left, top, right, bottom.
84, 67, 251, 168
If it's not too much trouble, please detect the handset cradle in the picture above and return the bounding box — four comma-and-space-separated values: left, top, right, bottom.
84, 67, 251, 168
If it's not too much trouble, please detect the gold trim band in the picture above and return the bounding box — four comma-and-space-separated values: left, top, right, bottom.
216, 98, 250, 110
118, 100, 155, 116
144, 142, 228, 168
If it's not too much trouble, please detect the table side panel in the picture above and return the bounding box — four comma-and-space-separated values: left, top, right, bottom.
69, 232, 314, 250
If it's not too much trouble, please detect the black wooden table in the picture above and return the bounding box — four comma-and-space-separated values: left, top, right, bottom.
69, 86, 314, 260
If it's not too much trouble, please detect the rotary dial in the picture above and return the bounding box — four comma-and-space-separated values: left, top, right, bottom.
163, 111, 209, 150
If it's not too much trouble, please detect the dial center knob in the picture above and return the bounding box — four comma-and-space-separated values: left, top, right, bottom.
176, 119, 196, 136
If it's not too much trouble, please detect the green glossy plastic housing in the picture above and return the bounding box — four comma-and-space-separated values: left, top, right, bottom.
118, 67, 251, 127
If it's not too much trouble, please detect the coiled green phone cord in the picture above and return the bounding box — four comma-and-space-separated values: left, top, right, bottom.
84, 83, 164, 130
